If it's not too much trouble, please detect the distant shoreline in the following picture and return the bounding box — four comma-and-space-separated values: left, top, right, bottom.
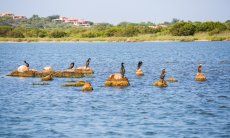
0, 40, 228, 43
0, 40, 229, 43
0, 34, 229, 43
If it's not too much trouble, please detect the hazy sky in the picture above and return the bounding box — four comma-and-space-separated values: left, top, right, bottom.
0, 0, 229, 24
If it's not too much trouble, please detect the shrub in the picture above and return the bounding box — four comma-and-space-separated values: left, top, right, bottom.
7, 30, 25, 38
170, 22, 196, 36
196, 22, 227, 32
50, 30, 67, 38
0, 26, 12, 37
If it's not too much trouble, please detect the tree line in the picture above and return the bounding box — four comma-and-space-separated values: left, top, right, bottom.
0, 15, 229, 38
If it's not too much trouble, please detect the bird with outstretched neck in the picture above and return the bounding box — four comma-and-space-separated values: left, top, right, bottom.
24, 61, 29, 67
198, 64, 202, 73
160, 68, 166, 83
120, 63, 125, 78
68, 62, 74, 69
137, 61, 143, 70
85, 58, 91, 68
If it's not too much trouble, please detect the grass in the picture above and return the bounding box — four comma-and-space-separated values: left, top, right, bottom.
0, 31, 229, 42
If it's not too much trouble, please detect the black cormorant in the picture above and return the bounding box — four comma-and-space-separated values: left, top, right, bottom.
24, 61, 29, 67
198, 64, 202, 73
85, 58, 91, 68
160, 68, 166, 83
137, 61, 143, 70
120, 62, 125, 78
68, 62, 74, 69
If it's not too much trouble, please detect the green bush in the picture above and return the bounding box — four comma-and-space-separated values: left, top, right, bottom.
0, 26, 12, 37
208, 29, 220, 36
170, 22, 196, 36
50, 30, 68, 38
7, 30, 25, 38
122, 26, 139, 37
38, 31, 47, 38
196, 21, 227, 32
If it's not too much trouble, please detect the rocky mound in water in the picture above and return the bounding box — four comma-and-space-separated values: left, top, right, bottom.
17, 65, 29, 73
166, 77, 178, 83
82, 82, 93, 91
76, 66, 94, 74
105, 73, 130, 87
195, 73, 207, 81
41, 74, 53, 81
136, 69, 144, 76
154, 80, 168, 87
63, 81, 86, 87
8, 70, 37, 77
42, 66, 54, 73
54, 70, 84, 78
7, 69, 84, 78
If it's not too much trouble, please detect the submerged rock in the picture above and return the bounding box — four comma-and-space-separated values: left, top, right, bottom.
82, 82, 93, 91
136, 69, 144, 76
41, 74, 53, 81
166, 77, 178, 83
105, 73, 130, 87
32, 82, 49, 85
63, 81, 86, 87
154, 80, 168, 87
195, 73, 207, 81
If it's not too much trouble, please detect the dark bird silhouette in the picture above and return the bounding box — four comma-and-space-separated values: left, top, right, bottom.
68, 62, 74, 69
120, 62, 125, 78
137, 61, 143, 70
24, 61, 29, 67
160, 68, 166, 83
85, 58, 91, 68
198, 64, 202, 73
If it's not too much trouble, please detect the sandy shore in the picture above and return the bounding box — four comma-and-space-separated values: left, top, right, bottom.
0, 40, 228, 43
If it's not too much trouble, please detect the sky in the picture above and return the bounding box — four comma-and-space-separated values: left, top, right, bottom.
0, 0, 229, 24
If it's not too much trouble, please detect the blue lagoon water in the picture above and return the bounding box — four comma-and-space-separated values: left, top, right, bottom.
0, 42, 229, 137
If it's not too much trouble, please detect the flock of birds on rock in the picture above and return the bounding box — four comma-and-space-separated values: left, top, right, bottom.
14, 58, 207, 91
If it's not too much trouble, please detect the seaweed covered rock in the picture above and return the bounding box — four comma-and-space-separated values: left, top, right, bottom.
167, 77, 178, 83
195, 73, 207, 82
105, 73, 130, 87
8, 69, 84, 78
154, 80, 168, 87
63, 81, 86, 87
7, 70, 37, 77
76, 66, 94, 75
82, 82, 93, 92
136, 69, 144, 76
54, 70, 84, 78
41, 74, 53, 81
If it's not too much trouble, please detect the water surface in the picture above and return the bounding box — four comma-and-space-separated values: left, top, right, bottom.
0, 42, 230, 137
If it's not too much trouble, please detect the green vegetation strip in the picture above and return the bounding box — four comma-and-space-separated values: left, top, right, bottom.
0, 16, 230, 42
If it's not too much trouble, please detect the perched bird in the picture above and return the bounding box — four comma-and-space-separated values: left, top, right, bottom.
24, 61, 29, 67
198, 64, 202, 73
85, 58, 91, 68
160, 68, 166, 83
68, 62, 74, 69
137, 61, 143, 70
120, 62, 125, 78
